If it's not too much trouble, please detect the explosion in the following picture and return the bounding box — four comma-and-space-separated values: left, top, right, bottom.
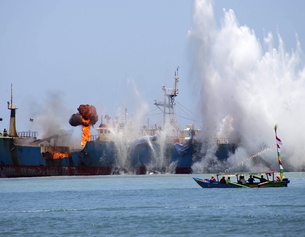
189, 0, 305, 172
69, 104, 98, 146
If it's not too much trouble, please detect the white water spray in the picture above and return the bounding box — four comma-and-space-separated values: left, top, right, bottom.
189, 0, 305, 172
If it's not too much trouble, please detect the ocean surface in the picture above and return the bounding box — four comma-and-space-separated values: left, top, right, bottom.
1, 172, 304, 237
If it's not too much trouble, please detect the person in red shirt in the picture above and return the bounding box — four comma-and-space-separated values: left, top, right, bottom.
210, 176, 216, 183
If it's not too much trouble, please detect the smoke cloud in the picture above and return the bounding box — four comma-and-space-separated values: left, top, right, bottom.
189, 0, 305, 171
69, 104, 98, 127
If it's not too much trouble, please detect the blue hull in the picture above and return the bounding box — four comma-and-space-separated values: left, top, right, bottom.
0, 137, 114, 177
0, 135, 195, 177
125, 134, 196, 174
1, 135, 236, 177
192, 177, 242, 188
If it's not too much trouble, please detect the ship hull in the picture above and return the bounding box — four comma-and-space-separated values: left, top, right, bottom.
0, 165, 112, 178
1, 136, 237, 177
0, 137, 114, 178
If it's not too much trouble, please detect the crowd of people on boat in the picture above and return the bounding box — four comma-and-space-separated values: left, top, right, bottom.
209, 173, 281, 185
238, 175, 266, 184
210, 176, 231, 184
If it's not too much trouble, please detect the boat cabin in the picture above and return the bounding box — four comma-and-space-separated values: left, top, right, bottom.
216, 171, 277, 184
96, 125, 112, 142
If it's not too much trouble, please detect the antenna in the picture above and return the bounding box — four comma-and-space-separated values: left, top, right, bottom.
154, 67, 180, 131
11, 83, 13, 108
8, 83, 18, 137
7, 83, 16, 110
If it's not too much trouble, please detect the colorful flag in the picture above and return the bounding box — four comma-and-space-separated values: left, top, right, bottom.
274, 125, 284, 179
276, 136, 283, 146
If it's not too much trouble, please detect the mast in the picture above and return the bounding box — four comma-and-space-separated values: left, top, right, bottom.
274, 125, 284, 179
7, 84, 18, 137
154, 67, 180, 131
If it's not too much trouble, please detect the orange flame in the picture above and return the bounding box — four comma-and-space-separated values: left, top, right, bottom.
52, 151, 70, 159
81, 125, 90, 146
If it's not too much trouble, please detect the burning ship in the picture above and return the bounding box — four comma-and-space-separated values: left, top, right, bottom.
0, 72, 236, 178
0, 86, 113, 177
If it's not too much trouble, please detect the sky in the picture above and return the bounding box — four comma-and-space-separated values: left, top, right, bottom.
0, 0, 194, 133
1, 0, 305, 170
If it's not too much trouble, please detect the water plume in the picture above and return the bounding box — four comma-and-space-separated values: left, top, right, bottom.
189, 0, 305, 172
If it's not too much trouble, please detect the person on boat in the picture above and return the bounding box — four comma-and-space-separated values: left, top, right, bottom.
239, 175, 246, 184
248, 175, 255, 184
220, 177, 226, 184
226, 177, 231, 183
210, 176, 216, 183
259, 175, 267, 183
276, 175, 281, 182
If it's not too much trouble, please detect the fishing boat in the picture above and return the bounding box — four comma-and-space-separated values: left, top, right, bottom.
192, 171, 290, 188
192, 125, 290, 188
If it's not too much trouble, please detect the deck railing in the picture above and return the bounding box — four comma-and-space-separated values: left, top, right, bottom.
17, 131, 38, 139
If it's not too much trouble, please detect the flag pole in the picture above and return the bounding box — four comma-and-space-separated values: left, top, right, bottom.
274, 125, 284, 179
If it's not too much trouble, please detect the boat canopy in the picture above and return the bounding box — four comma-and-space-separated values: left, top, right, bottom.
217, 170, 277, 177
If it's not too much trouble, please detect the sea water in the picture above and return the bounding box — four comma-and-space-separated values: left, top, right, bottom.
1, 172, 304, 237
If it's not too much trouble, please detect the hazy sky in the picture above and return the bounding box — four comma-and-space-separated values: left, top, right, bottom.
1, 0, 304, 137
